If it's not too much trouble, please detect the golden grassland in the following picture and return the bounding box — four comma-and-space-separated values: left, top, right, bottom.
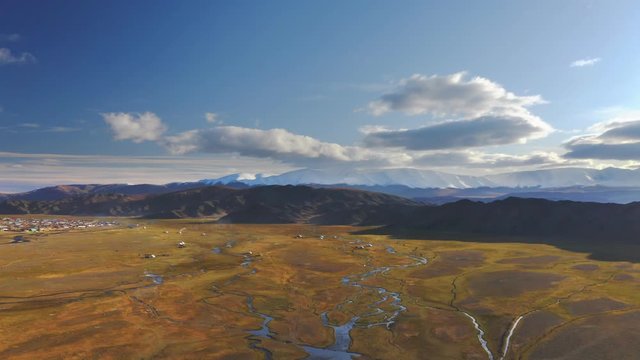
1, 218, 639, 359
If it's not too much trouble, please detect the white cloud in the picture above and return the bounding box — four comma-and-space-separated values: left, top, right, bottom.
95, 106, 563, 171
0, 33, 21, 42
0, 152, 294, 193
564, 118, 640, 160
100, 112, 408, 166
363, 115, 552, 150
359, 125, 391, 135
565, 141, 640, 161
205, 112, 219, 123
18, 123, 40, 128
160, 123, 562, 170
366, 72, 546, 118
47, 126, 80, 133
413, 150, 573, 169
102, 112, 168, 143
570, 57, 601, 68
0, 123, 83, 134
0, 47, 36, 65
162, 125, 408, 166
362, 72, 552, 150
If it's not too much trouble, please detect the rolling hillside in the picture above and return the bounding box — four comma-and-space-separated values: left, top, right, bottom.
0, 185, 420, 225
2, 185, 640, 244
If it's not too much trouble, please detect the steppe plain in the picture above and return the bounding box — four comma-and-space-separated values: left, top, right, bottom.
1, 217, 639, 359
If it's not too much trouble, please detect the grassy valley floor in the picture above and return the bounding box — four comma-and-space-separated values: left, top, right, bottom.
1, 218, 639, 359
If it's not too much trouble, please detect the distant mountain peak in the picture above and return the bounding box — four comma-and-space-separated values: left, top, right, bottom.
200, 167, 495, 189
200, 167, 640, 189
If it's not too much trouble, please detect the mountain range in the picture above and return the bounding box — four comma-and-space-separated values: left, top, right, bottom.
2, 185, 640, 252
0, 183, 205, 202
0, 185, 418, 224
5, 167, 640, 205
199, 167, 640, 204
201, 167, 640, 188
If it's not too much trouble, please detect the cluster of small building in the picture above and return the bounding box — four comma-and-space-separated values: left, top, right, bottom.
295, 233, 371, 250
351, 239, 374, 250
142, 237, 187, 259
294, 234, 339, 240
0, 217, 118, 233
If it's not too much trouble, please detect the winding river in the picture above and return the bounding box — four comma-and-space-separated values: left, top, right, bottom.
457, 296, 525, 360
459, 309, 524, 360
219, 239, 520, 359
302, 249, 428, 359
144, 272, 164, 285
463, 312, 494, 360
245, 295, 275, 360
499, 315, 524, 360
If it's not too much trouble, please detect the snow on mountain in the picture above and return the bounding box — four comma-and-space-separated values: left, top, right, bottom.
487, 167, 640, 188
202, 167, 640, 189
202, 168, 496, 188
201, 173, 263, 185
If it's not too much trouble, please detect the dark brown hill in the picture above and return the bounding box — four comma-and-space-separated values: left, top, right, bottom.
0, 183, 206, 202
2, 186, 640, 243
0, 185, 420, 225
390, 197, 640, 242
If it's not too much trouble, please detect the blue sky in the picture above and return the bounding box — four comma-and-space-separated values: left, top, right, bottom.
1, 0, 640, 191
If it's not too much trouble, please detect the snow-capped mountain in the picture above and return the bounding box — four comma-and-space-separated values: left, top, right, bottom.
202, 168, 497, 188
201, 167, 640, 189
486, 167, 640, 188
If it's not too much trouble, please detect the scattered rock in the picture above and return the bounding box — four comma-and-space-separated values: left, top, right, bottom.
11, 235, 30, 243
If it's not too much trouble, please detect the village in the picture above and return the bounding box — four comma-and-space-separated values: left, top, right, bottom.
0, 217, 118, 233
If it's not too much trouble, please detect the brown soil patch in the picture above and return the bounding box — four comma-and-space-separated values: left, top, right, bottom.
571, 264, 599, 272
498, 255, 561, 265
410, 250, 485, 278
529, 310, 640, 360
613, 273, 635, 281
563, 297, 628, 316
468, 271, 565, 297
509, 310, 564, 357
382, 306, 486, 359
